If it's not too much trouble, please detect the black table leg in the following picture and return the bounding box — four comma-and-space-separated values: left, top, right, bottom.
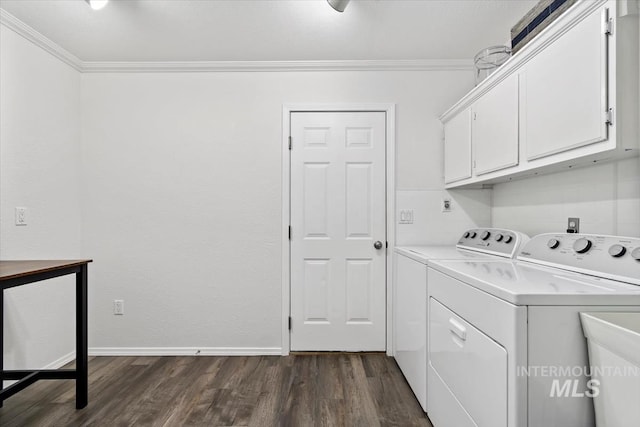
75, 265, 88, 409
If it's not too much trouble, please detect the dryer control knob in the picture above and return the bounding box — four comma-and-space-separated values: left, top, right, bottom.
481, 231, 491, 240
463, 231, 470, 238
469, 232, 477, 239
547, 239, 560, 249
631, 247, 640, 262
608, 245, 626, 258
573, 238, 593, 254
495, 234, 504, 242
504, 235, 513, 244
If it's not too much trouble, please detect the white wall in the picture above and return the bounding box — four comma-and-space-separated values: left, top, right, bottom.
80, 69, 481, 352
396, 189, 491, 245
0, 25, 82, 373
492, 157, 640, 237
394, 67, 492, 246
0, 15, 491, 356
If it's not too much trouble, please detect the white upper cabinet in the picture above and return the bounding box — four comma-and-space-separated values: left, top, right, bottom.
522, 8, 607, 160
439, 0, 638, 189
472, 73, 519, 175
444, 108, 472, 184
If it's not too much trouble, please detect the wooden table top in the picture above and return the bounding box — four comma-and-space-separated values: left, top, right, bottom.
0, 260, 93, 282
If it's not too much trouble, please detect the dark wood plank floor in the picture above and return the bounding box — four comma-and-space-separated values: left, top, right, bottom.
0, 354, 433, 427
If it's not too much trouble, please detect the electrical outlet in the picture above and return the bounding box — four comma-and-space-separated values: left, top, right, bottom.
442, 199, 452, 212
113, 299, 124, 315
15, 207, 27, 226
567, 217, 580, 234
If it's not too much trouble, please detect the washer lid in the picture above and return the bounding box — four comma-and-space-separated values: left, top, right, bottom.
429, 259, 640, 306
395, 246, 497, 265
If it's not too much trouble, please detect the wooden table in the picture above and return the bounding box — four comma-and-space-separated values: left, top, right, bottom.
0, 260, 92, 409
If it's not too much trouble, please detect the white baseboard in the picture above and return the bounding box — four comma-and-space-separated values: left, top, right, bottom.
44, 350, 77, 368
88, 347, 282, 356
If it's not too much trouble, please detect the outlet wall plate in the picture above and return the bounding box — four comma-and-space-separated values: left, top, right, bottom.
567, 217, 580, 233
15, 207, 27, 225
442, 199, 452, 212
114, 299, 124, 315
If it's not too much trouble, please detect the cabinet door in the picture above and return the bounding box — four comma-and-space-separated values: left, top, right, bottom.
472, 73, 519, 175
523, 6, 608, 161
444, 108, 472, 184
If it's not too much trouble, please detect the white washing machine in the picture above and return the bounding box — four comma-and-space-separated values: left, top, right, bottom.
393, 228, 529, 412
426, 233, 640, 427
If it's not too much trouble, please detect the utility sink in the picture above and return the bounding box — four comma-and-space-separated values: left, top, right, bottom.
581, 312, 640, 427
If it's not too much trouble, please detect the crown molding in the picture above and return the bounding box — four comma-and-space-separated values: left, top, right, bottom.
82, 59, 473, 73
1, 9, 473, 73
0, 9, 83, 71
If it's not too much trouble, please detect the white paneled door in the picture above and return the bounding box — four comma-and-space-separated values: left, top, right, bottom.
290, 111, 387, 351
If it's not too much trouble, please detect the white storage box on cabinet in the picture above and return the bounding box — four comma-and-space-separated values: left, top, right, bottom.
440, 0, 638, 189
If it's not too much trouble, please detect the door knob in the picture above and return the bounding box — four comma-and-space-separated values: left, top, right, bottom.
374, 241, 383, 250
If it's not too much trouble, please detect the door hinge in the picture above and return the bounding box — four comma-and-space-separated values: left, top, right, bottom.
288, 226, 291, 240
604, 9, 613, 35
605, 108, 613, 126
288, 316, 292, 330
288, 136, 292, 150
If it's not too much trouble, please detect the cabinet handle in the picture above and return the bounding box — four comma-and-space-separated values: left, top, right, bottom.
449, 317, 467, 341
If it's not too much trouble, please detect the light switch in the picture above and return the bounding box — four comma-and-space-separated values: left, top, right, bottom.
399, 209, 414, 224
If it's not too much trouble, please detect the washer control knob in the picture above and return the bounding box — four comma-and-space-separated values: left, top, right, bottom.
469, 231, 477, 239
631, 247, 640, 262
495, 234, 504, 242
573, 238, 593, 254
547, 239, 560, 249
481, 231, 491, 240
463, 231, 470, 238
504, 235, 513, 244
608, 244, 626, 258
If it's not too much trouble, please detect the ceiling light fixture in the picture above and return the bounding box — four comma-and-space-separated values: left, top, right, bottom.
327, 0, 350, 13
85, 0, 109, 10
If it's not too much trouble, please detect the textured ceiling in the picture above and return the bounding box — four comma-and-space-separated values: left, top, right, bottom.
0, 0, 537, 62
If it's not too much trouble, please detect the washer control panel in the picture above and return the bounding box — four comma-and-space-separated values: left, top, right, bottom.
457, 228, 529, 258
518, 233, 640, 285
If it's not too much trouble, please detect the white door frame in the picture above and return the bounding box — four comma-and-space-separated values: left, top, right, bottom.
281, 104, 396, 356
